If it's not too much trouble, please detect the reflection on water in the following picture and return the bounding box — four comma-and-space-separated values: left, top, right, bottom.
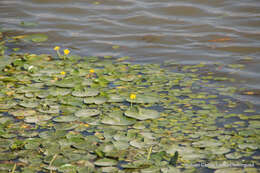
0, 0, 260, 105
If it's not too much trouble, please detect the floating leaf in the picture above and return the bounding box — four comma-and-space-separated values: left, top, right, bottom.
94, 158, 117, 166
10, 109, 36, 117
75, 109, 100, 118
84, 96, 107, 104
125, 107, 160, 120
192, 139, 223, 148
53, 116, 78, 122
101, 111, 136, 125
22, 34, 48, 43
20, 21, 38, 27
19, 101, 39, 108
107, 94, 124, 103
225, 152, 243, 159
112, 45, 120, 49
24, 115, 52, 124
72, 88, 99, 97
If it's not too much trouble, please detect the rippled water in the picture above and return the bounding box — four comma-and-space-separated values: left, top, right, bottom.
1, 0, 260, 105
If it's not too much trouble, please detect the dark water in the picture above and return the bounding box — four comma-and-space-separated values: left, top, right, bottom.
1, 0, 260, 106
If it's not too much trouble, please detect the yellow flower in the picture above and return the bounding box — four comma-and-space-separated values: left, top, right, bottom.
64, 49, 70, 55
130, 93, 136, 100
60, 71, 66, 75
54, 46, 60, 51
89, 69, 95, 73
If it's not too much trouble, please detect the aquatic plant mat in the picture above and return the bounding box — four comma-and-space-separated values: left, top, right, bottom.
0, 40, 259, 173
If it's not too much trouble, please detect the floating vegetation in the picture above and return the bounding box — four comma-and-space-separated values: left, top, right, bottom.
0, 32, 259, 172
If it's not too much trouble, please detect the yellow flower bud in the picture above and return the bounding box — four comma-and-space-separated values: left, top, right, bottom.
89, 69, 95, 73
54, 46, 60, 51
64, 49, 70, 55
130, 93, 136, 100
60, 71, 66, 75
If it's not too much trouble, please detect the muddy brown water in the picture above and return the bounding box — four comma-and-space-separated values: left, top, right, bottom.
0, 0, 260, 107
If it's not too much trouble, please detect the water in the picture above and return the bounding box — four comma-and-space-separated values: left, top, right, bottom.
0, 0, 260, 106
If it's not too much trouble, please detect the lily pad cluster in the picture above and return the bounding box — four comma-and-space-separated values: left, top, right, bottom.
0, 34, 259, 172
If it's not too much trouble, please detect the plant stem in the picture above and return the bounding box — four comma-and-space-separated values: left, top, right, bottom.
49, 154, 58, 173
11, 163, 16, 173
147, 146, 153, 160
57, 51, 61, 59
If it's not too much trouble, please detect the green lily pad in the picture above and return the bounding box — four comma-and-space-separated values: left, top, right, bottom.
19, 101, 39, 108
120, 160, 151, 169
84, 96, 107, 104
120, 75, 136, 81
112, 140, 129, 150
81, 79, 93, 86
129, 139, 145, 149
72, 88, 99, 97
228, 64, 244, 69
20, 21, 38, 27
0, 163, 14, 171
161, 166, 181, 173
101, 111, 136, 125
57, 164, 77, 172
54, 123, 79, 131
0, 152, 17, 160
107, 94, 124, 103
125, 107, 160, 120
24, 115, 52, 124
54, 79, 77, 88
53, 116, 78, 122
0, 102, 17, 109
208, 147, 231, 155
1, 133, 16, 139
141, 167, 161, 173
101, 167, 118, 173
75, 109, 100, 117
10, 109, 36, 117
192, 139, 223, 148
248, 121, 260, 128
49, 88, 71, 96
133, 122, 146, 129
20, 33, 48, 43
30, 34, 48, 42
38, 105, 60, 114
166, 144, 205, 160
225, 152, 243, 159
0, 117, 12, 124
238, 143, 258, 150
59, 96, 83, 106
94, 158, 117, 166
